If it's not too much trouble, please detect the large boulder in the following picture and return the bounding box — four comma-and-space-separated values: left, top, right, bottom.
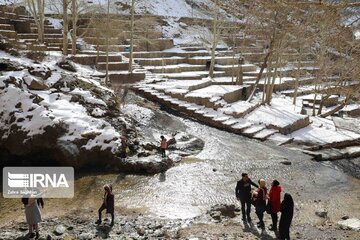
0, 59, 24, 71
120, 155, 174, 174
28, 65, 52, 80
23, 76, 48, 90
338, 218, 360, 231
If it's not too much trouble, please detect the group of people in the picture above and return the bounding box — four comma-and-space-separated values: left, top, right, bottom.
236, 173, 294, 240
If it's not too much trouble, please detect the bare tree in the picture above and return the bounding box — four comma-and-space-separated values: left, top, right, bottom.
26, 0, 45, 42
128, 0, 135, 73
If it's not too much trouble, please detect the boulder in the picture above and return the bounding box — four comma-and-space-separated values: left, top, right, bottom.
0, 59, 24, 71
121, 155, 174, 174
337, 218, 360, 231
58, 60, 77, 72
23, 76, 48, 90
28, 66, 52, 80
54, 224, 66, 235
315, 209, 328, 218
210, 204, 236, 218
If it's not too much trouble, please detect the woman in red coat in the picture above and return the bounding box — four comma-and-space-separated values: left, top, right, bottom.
268, 179, 282, 231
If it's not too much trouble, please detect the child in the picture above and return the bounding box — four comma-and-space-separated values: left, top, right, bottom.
160, 135, 167, 158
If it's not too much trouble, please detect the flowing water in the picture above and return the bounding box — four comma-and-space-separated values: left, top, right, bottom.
1, 99, 360, 228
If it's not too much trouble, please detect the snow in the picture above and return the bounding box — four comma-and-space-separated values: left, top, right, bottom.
47, 17, 63, 29
245, 104, 306, 128
220, 100, 258, 116
0, 50, 124, 154
92, 107, 106, 117
185, 85, 242, 99
70, 88, 107, 106
290, 117, 360, 144
122, 104, 154, 126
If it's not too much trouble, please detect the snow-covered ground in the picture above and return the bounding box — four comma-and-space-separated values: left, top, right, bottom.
0, 50, 123, 159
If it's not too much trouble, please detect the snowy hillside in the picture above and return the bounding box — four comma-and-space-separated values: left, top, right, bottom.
0, 0, 221, 18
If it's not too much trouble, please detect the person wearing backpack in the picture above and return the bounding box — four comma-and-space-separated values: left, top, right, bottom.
95, 184, 115, 226
253, 179, 267, 229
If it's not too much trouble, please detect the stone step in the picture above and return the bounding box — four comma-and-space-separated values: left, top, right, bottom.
146, 64, 207, 74
45, 38, 64, 44
0, 24, 14, 30
253, 128, 279, 141
95, 44, 135, 52
157, 71, 226, 80
109, 72, 146, 85
136, 57, 186, 66
18, 33, 38, 39
242, 125, 266, 137
0, 17, 10, 24
0, 12, 17, 19
0, 30, 17, 38
97, 62, 128, 71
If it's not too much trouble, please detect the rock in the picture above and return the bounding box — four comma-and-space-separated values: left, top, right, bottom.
137, 227, 146, 236
54, 224, 66, 235
315, 209, 328, 218
81, 131, 102, 140
337, 218, 360, 231
4, 76, 23, 88
210, 204, 236, 218
142, 142, 157, 151
210, 211, 221, 221
23, 76, 49, 90
0, 58, 24, 71
19, 224, 28, 231
77, 232, 95, 239
46, 235, 52, 240
58, 60, 77, 72
342, 215, 350, 220
28, 66, 52, 80
281, 161, 292, 165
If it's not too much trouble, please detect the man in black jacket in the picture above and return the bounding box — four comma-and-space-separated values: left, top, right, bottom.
235, 173, 259, 222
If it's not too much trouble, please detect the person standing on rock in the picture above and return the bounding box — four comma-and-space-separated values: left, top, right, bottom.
96, 184, 115, 226
22, 193, 43, 239
120, 135, 129, 158
253, 179, 267, 229
160, 135, 167, 158
235, 173, 259, 222
268, 179, 282, 231
279, 193, 294, 240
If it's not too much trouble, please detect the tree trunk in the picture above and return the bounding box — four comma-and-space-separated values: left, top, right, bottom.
209, 0, 219, 78
247, 49, 272, 102
266, 50, 280, 104
71, 0, 77, 55
319, 96, 350, 118
62, 0, 68, 55
105, 0, 110, 85
128, 0, 136, 73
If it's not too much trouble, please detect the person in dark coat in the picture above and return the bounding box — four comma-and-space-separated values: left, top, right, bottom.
279, 193, 294, 240
235, 173, 259, 222
254, 179, 267, 229
96, 184, 115, 226
268, 180, 282, 231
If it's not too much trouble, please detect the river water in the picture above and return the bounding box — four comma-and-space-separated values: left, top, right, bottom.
1, 98, 359, 228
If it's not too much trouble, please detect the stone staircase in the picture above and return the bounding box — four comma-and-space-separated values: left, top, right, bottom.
0, 5, 71, 52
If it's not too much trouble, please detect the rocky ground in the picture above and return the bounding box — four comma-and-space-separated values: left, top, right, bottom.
0, 204, 359, 240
